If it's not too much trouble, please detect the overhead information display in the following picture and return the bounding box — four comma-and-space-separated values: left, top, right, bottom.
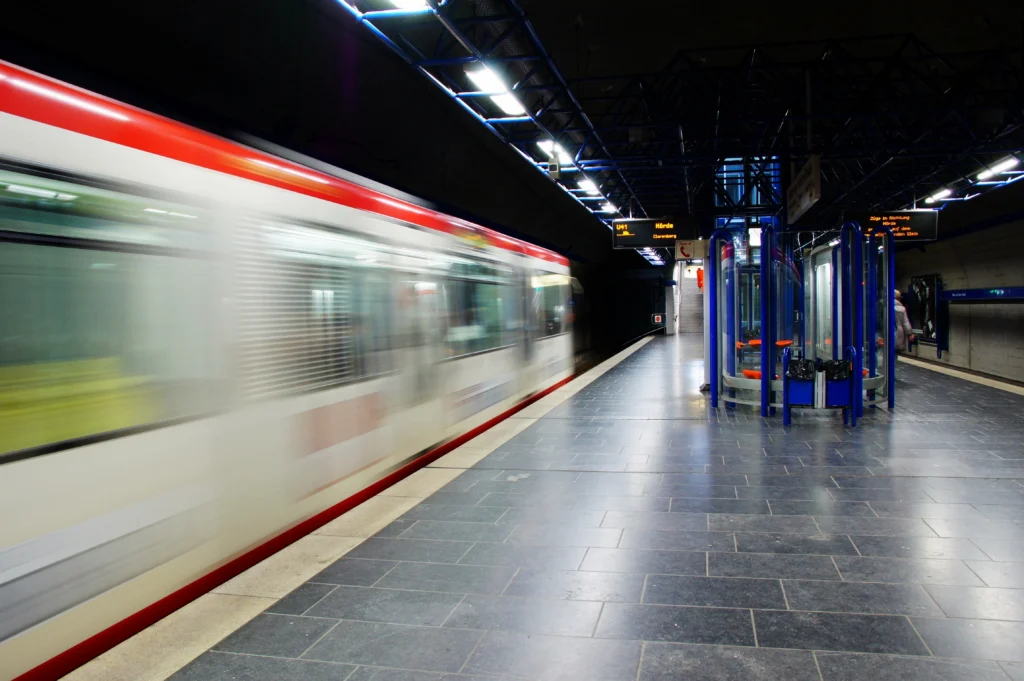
613, 219, 680, 249
857, 211, 938, 241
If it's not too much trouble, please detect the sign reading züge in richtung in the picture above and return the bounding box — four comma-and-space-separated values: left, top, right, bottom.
856, 211, 938, 241
612, 219, 679, 249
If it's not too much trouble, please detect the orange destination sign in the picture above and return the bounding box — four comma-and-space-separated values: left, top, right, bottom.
856, 211, 938, 241
613, 219, 679, 249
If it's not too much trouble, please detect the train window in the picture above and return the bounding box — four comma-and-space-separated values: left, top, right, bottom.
445, 259, 512, 357
532, 272, 571, 339
237, 220, 392, 400
0, 168, 219, 458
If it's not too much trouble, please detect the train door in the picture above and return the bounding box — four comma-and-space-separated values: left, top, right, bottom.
391, 270, 444, 456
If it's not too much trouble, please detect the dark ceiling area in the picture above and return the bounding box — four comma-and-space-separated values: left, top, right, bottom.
2, 0, 1023, 254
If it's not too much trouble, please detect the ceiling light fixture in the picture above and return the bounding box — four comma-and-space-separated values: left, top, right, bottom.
577, 179, 600, 196
977, 157, 1020, 181
389, 0, 429, 8
924, 188, 952, 204
465, 66, 526, 116
599, 202, 617, 213
537, 140, 573, 166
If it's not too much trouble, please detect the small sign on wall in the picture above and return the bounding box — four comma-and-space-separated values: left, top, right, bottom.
652, 314, 664, 324
675, 240, 708, 261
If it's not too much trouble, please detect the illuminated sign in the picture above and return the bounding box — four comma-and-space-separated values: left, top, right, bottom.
652, 314, 664, 324
942, 287, 1024, 302
856, 211, 938, 241
613, 219, 680, 249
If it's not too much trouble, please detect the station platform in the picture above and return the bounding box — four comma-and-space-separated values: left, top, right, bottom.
64, 335, 1024, 681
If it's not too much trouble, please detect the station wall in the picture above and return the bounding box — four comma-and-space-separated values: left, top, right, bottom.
896, 188, 1024, 383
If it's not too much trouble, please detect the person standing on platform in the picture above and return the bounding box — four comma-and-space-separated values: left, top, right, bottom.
894, 290, 914, 352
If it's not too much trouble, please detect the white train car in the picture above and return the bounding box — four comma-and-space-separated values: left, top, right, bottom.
0, 60, 573, 680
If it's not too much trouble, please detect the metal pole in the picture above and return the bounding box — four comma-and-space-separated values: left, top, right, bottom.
708, 230, 732, 409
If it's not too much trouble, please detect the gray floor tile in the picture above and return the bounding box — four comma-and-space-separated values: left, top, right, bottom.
346, 538, 473, 564
619, 529, 735, 551
643, 574, 786, 609
344, 667, 508, 681
573, 495, 671, 511
735, 533, 858, 556
600, 510, 708, 531
816, 517, 939, 537
655, 485, 740, 499
312, 559, 399, 587
850, 535, 990, 560
374, 562, 518, 595
868, 502, 988, 519
967, 561, 1024, 588
505, 525, 622, 548
783, 580, 944, 616
639, 643, 820, 681
265, 583, 337, 617
398, 520, 514, 543
579, 548, 707, 575
970, 538, 1024, 562
504, 569, 645, 602
754, 610, 930, 655
213, 614, 338, 658
816, 652, 1010, 681
925, 584, 1024, 621
477, 493, 578, 509
709, 552, 841, 580
498, 507, 606, 527
768, 500, 875, 517
305, 586, 464, 625
302, 620, 483, 672
463, 630, 642, 681
912, 617, 1024, 661
443, 594, 603, 636
458, 542, 586, 570
669, 499, 770, 514
595, 602, 755, 646
169, 651, 356, 680
709, 514, 819, 534
834, 556, 985, 585
1004, 662, 1024, 680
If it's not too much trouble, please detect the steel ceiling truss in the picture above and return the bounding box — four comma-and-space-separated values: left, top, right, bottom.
570, 35, 1024, 228
332, 0, 649, 230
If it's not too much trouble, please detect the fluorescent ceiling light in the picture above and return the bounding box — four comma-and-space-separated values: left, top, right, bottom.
599, 203, 617, 213
5, 184, 77, 200
537, 140, 573, 166
389, 0, 429, 8
828, 239, 840, 247
977, 157, 1019, 181
578, 179, 600, 196
924, 188, 952, 204
465, 66, 526, 116
748, 228, 762, 247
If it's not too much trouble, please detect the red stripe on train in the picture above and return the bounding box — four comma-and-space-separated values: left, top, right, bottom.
0, 61, 568, 267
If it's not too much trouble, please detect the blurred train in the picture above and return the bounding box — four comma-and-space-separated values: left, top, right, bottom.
0, 60, 573, 680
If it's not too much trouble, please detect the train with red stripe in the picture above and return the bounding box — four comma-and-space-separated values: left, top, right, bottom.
0, 60, 573, 680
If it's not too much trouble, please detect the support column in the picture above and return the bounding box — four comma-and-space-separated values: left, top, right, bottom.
666, 263, 678, 335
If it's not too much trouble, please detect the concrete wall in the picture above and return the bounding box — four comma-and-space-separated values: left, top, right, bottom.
896, 192, 1024, 382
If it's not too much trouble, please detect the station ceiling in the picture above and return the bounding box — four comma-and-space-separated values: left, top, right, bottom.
3, 0, 1023, 262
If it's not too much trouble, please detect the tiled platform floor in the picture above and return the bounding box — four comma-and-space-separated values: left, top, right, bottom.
171, 335, 1024, 681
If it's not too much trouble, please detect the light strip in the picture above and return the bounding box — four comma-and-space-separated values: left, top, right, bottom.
251, 158, 331, 184
977, 157, 1020, 181
924, 188, 952, 204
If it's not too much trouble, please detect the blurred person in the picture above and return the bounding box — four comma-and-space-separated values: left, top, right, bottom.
894, 290, 914, 352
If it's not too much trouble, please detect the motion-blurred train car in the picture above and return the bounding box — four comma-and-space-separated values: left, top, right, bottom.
0, 60, 572, 680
